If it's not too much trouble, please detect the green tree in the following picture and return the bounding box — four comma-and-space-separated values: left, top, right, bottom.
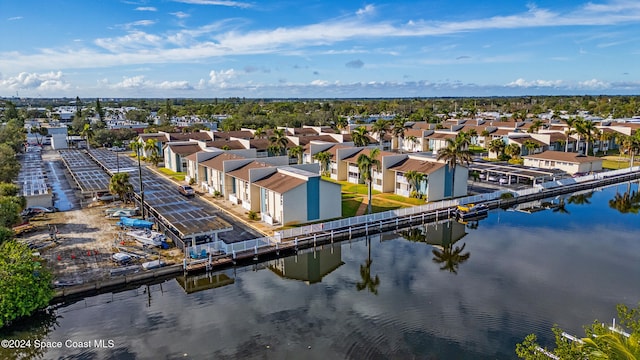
95, 98, 105, 122
357, 148, 381, 214
0, 183, 20, 197
80, 123, 94, 149
0, 197, 21, 228
253, 127, 266, 139
523, 140, 539, 156
144, 139, 160, 167
0, 120, 26, 153
527, 119, 545, 133
268, 128, 289, 156
335, 116, 348, 133
0, 144, 20, 183
505, 143, 522, 159
0, 241, 53, 328
489, 138, 506, 159
404, 170, 425, 198
392, 118, 406, 152
313, 151, 332, 176
351, 126, 370, 147
436, 134, 473, 199
109, 172, 134, 204
371, 119, 389, 148
288, 145, 304, 165
516, 303, 640, 360
563, 117, 577, 152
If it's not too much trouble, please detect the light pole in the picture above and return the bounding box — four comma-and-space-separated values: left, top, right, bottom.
133, 142, 145, 219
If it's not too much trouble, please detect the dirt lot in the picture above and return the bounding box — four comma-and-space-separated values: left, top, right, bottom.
16, 202, 183, 285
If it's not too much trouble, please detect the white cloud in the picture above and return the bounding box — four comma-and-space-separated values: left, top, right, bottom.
135, 7, 157, 12
208, 69, 237, 87
8, 16, 23, 21
506, 78, 563, 87
310, 79, 330, 86
356, 5, 375, 16
171, 11, 190, 19
109, 75, 194, 91
124, 20, 156, 28
172, 0, 252, 8
0, 71, 70, 91
577, 79, 610, 89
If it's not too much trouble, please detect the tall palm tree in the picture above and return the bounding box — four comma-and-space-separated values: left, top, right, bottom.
505, 143, 522, 159
480, 129, 492, 149
357, 148, 381, 214
437, 134, 473, 199
288, 145, 304, 164
522, 140, 539, 156
268, 128, 289, 156
144, 139, 160, 166
371, 119, 389, 149
253, 127, 266, 139
404, 170, 425, 198
313, 151, 332, 176
335, 116, 348, 134
489, 138, 506, 159
351, 126, 370, 147
405, 135, 419, 152
109, 172, 134, 204
391, 118, 406, 153
621, 134, 640, 167
562, 117, 577, 152
81, 123, 94, 149
527, 119, 545, 134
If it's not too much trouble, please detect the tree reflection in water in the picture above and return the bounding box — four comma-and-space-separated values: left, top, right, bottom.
0, 307, 59, 360
356, 236, 380, 295
401, 220, 472, 274
609, 183, 640, 214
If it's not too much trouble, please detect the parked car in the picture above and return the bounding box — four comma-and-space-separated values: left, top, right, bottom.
109, 146, 126, 152
499, 177, 510, 185
478, 173, 486, 180
487, 174, 499, 182
178, 185, 195, 197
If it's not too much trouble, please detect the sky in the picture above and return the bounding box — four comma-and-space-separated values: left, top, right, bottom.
1, 0, 640, 99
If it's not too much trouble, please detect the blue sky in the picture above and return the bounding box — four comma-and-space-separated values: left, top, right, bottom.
1, 0, 639, 98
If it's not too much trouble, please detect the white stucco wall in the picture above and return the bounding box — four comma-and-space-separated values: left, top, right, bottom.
282, 185, 307, 225
319, 181, 342, 220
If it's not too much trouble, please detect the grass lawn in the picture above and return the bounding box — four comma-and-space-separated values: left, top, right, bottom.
602, 159, 629, 170
157, 168, 186, 182
370, 198, 404, 212
342, 198, 363, 217
378, 193, 425, 206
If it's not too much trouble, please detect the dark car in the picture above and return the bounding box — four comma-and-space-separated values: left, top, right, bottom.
178, 185, 195, 197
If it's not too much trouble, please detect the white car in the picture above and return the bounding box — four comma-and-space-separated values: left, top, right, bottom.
487, 175, 499, 182
499, 177, 509, 185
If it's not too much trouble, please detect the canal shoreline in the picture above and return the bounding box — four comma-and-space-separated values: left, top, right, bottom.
51, 168, 640, 304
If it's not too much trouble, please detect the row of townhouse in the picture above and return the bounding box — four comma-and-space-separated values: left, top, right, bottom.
304, 143, 468, 202
184, 149, 342, 226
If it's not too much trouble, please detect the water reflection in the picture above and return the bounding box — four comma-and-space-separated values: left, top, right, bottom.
0, 308, 59, 360
356, 237, 380, 295
268, 245, 344, 284
400, 220, 471, 274
567, 190, 594, 205
609, 182, 640, 214
176, 272, 235, 294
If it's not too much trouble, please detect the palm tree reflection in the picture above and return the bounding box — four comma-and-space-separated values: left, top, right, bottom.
567, 191, 594, 206
400, 220, 471, 274
609, 183, 640, 214
356, 237, 380, 295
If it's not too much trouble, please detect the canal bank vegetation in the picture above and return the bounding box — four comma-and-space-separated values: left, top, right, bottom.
516, 302, 640, 359
0, 111, 55, 328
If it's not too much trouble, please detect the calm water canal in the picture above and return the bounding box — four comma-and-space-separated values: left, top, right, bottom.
2, 183, 640, 360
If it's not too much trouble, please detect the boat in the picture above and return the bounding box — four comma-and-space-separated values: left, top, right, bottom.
142, 260, 166, 270
105, 207, 139, 218
126, 229, 167, 247
117, 216, 153, 230
111, 252, 132, 264
455, 203, 489, 220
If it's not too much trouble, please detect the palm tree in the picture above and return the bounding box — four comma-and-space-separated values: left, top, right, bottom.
130, 140, 145, 219
351, 126, 370, 147
288, 145, 304, 165
489, 139, 506, 159
505, 143, 521, 159
522, 140, 539, 156
144, 139, 160, 166
371, 119, 389, 149
609, 189, 640, 214
253, 127, 266, 139
81, 123, 94, 149
480, 129, 492, 149
527, 119, 545, 134
404, 170, 425, 198
313, 151, 332, 176
568, 191, 593, 206
436, 135, 473, 199
405, 135, 419, 152
466, 128, 478, 145
335, 116, 348, 134
599, 130, 615, 155
268, 128, 289, 156
253, 128, 267, 139
391, 118, 406, 153
621, 134, 640, 167
109, 172, 134, 204
562, 117, 577, 152
357, 148, 381, 214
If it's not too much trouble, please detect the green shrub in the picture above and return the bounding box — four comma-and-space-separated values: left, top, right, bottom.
247, 211, 259, 220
